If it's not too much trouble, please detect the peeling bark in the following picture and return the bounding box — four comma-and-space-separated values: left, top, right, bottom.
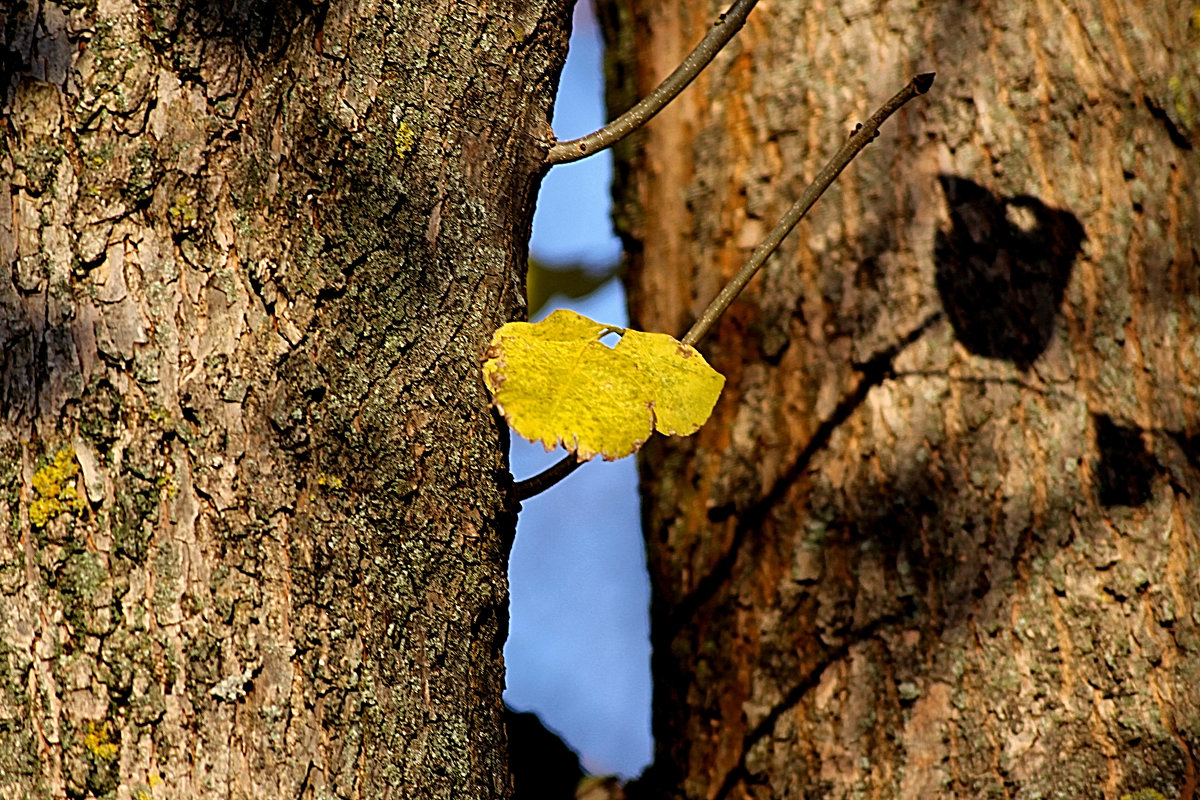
603, 1, 1200, 798
0, 1, 570, 798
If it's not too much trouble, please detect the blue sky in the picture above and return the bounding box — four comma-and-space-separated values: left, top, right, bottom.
503, 0, 653, 778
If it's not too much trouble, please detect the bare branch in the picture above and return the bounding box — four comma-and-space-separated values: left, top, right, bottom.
517, 73, 935, 501
683, 72, 936, 347
513, 453, 584, 502
545, 0, 759, 166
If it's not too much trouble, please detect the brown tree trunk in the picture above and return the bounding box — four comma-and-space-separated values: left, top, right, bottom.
603, 1, 1200, 798
0, 1, 569, 798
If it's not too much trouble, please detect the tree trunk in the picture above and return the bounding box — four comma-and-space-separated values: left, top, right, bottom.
0, 1, 569, 798
602, 1, 1200, 798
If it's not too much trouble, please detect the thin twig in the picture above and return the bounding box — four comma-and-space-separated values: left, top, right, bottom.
518, 73, 936, 500
513, 453, 583, 502
545, 0, 759, 166
682, 72, 936, 347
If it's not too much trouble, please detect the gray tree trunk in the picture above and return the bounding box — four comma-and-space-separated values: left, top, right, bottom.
0, 1, 570, 797
603, 1, 1200, 798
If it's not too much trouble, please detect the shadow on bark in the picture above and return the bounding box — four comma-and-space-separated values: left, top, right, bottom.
637, 315, 945, 798
644, 315, 1200, 799
670, 312, 944, 637
700, 610, 913, 800
1095, 413, 1157, 507
698, 422, 1193, 798
934, 175, 1085, 369
649, 390, 1189, 800
150, 0, 329, 58
1095, 413, 1200, 509
1, 0, 327, 101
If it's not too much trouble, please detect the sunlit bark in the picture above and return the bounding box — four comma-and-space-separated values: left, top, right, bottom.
604, 1, 1200, 797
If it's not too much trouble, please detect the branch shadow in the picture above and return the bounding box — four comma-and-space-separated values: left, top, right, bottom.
706, 610, 913, 800
668, 390, 1200, 800
666, 311, 943, 637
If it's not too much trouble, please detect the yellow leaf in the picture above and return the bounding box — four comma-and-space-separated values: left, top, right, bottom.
483, 309, 725, 461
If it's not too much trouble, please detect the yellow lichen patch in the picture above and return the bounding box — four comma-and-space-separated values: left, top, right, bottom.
83, 720, 118, 761
394, 121, 416, 157
317, 473, 344, 490
29, 448, 86, 527
168, 194, 197, 225
135, 773, 166, 800
155, 471, 178, 499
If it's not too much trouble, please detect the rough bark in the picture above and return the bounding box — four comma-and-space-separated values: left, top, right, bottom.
602, 1, 1200, 798
0, 1, 569, 798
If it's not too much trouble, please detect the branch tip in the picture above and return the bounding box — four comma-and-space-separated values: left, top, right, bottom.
682, 74, 935, 347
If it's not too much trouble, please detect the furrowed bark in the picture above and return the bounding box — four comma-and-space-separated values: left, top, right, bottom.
0, 1, 570, 797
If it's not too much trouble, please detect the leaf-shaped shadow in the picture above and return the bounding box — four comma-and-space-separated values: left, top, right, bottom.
934, 175, 1085, 369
